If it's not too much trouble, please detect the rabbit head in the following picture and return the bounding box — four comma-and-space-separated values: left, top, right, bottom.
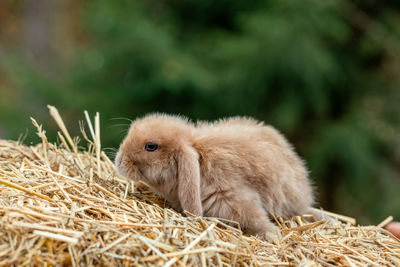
115, 113, 203, 215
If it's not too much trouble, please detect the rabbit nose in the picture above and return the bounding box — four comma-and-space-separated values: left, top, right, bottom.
114, 151, 124, 171
114, 152, 131, 178
114, 151, 121, 166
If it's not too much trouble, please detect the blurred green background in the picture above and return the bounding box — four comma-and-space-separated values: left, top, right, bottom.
1, 0, 399, 224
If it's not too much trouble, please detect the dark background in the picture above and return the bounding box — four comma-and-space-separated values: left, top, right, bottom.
1, 0, 400, 224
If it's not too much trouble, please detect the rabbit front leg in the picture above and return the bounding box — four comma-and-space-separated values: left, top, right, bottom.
230, 189, 279, 240
240, 201, 279, 240
205, 190, 279, 240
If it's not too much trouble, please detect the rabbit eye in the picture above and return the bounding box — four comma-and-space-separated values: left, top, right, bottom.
144, 142, 158, 152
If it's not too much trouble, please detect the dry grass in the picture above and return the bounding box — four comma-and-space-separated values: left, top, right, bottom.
0, 106, 399, 266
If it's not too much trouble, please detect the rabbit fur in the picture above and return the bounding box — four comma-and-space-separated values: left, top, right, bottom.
115, 113, 317, 239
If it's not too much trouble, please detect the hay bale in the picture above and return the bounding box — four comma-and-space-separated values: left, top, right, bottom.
0, 107, 399, 266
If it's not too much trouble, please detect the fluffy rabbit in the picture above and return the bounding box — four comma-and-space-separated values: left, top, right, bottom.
115, 114, 317, 239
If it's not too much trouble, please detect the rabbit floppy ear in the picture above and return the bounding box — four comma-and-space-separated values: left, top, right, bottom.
177, 143, 202, 216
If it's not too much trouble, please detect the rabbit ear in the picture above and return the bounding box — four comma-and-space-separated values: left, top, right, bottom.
177, 143, 202, 216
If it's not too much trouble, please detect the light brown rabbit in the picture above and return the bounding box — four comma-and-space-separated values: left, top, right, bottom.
115, 113, 317, 239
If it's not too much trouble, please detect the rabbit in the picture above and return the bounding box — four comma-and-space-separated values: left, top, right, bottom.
115, 113, 319, 239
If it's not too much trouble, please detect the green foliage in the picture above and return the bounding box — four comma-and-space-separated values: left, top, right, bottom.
1, 0, 400, 223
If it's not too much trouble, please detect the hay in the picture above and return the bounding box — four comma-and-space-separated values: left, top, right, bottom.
0, 106, 399, 266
